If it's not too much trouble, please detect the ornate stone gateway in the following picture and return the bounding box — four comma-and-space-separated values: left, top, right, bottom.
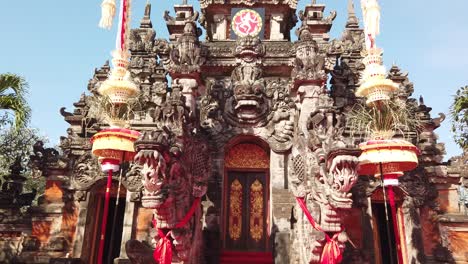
4, 1, 465, 264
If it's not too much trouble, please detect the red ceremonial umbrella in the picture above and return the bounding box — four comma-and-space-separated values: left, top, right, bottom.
358, 139, 420, 264
91, 128, 139, 264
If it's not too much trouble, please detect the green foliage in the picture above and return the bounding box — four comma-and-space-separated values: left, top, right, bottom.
0, 73, 31, 130
0, 124, 46, 203
450, 86, 468, 150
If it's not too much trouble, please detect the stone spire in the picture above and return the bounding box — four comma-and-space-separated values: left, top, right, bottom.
346, 0, 359, 28
140, 2, 152, 28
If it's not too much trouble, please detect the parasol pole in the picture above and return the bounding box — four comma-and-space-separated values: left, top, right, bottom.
379, 162, 395, 264
97, 167, 114, 264
106, 166, 124, 264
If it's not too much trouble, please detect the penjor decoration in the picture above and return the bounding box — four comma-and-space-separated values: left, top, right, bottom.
92, 1, 139, 264
354, 1, 421, 263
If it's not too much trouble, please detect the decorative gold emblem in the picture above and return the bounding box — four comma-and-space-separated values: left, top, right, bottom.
231, 9, 263, 37
229, 179, 243, 241
225, 143, 269, 169
249, 179, 263, 242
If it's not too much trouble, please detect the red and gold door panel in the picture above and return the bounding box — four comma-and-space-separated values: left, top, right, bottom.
225, 172, 268, 252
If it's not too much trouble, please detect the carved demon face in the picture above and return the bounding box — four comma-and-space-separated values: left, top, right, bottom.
234, 35, 265, 63
225, 66, 269, 125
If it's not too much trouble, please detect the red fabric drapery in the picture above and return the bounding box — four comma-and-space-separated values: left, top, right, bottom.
296, 197, 343, 264
387, 185, 404, 264
152, 197, 201, 264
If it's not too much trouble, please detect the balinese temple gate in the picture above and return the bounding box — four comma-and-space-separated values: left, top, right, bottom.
0, 0, 467, 264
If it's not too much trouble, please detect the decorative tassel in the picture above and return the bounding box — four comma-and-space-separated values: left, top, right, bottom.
99, 0, 116, 30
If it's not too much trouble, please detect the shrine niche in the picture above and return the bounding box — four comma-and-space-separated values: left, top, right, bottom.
3, 1, 466, 264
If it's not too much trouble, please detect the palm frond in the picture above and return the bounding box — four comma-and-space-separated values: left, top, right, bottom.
0, 94, 31, 129
0, 73, 29, 101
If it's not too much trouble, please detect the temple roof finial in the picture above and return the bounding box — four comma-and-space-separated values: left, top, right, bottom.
140, 1, 152, 28
346, 0, 359, 28
182, 0, 188, 5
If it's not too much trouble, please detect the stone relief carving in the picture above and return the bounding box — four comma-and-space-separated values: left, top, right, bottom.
121, 163, 144, 193
211, 14, 227, 40
129, 69, 210, 262
264, 78, 296, 152
225, 36, 270, 127
29, 141, 68, 177
133, 127, 209, 263
70, 152, 102, 191
200, 79, 229, 137
161, 19, 206, 76
18, 1, 458, 263
290, 107, 360, 263
129, 29, 155, 54
291, 27, 327, 86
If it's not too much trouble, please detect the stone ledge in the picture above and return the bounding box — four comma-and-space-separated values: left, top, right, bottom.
437, 214, 468, 223
49, 258, 83, 264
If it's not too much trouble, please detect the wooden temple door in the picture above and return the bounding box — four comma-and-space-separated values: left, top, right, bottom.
224, 142, 270, 253
225, 171, 268, 251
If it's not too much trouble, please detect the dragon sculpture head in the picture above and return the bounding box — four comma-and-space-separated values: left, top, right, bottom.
290, 108, 361, 263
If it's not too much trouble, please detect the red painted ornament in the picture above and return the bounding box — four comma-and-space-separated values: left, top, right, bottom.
232, 9, 263, 37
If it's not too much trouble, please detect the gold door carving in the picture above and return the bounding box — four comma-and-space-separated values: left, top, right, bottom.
228, 179, 243, 241
249, 179, 264, 242
225, 143, 269, 169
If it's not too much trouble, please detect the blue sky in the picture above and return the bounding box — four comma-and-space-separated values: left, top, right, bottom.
1, 0, 466, 159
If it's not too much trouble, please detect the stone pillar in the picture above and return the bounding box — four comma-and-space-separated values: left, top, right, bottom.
115, 191, 137, 263
296, 84, 323, 137
17, 173, 73, 263
270, 14, 284, 40
402, 199, 426, 264
177, 78, 199, 118
270, 151, 294, 263
362, 198, 377, 263
71, 193, 89, 259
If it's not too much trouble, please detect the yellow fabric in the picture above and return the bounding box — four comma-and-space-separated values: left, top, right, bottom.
91, 131, 138, 161
358, 142, 419, 175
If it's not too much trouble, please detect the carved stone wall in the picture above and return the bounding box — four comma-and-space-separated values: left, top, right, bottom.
2, 1, 466, 264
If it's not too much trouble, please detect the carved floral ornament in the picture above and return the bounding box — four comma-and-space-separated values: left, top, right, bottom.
250, 179, 264, 242
225, 143, 269, 169
229, 179, 243, 240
